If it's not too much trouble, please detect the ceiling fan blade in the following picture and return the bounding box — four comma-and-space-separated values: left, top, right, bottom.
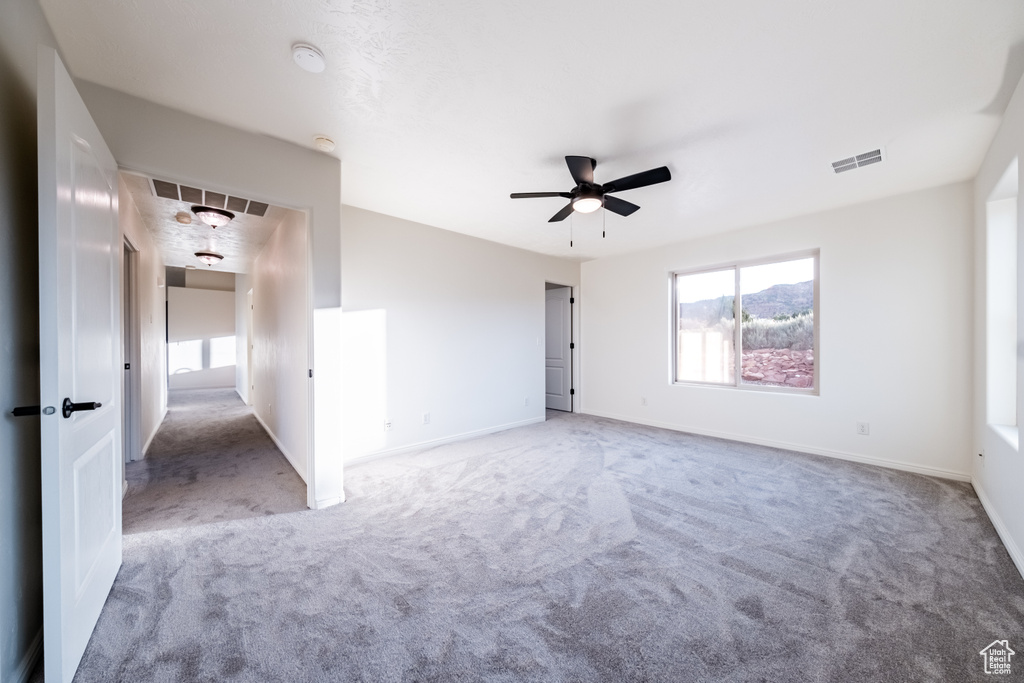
548, 202, 576, 222
602, 166, 671, 194
603, 194, 641, 217
510, 192, 573, 199
565, 156, 595, 185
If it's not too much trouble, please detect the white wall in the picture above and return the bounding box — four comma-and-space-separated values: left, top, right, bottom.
251, 210, 309, 482
341, 206, 580, 460
581, 182, 974, 481
167, 286, 235, 390
235, 272, 251, 404
0, 1, 59, 678
973, 69, 1024, 579
185, 268, 234, 291
118, 174, 166, 456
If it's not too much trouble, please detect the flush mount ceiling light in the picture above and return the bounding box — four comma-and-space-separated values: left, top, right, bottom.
191, 205, 235, 228
175, 211, 192, 225
292, 43, 326, 73
194, 251, 224, 266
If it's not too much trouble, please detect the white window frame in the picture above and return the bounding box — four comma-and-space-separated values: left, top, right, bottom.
670, 249, 820, 395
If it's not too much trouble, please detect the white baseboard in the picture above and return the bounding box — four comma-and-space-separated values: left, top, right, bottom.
972, 479, 1024, 582
13, 628, 42, 683
348, 416, 546, 465
314, 495, 345, 509
253, 412, 308, 484
581, 409, 972, 482
140, 405, 168, 458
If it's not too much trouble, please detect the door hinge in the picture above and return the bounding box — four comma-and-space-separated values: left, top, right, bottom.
569, 343, 575, 349
570, 388, 575, 395
124, 363, 130, 370
308, 369, 313, 378
570, 297, 575, 304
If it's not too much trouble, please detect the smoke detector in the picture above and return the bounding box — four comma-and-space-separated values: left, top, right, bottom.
292, 43, 326, 73
313, 135, 336, 153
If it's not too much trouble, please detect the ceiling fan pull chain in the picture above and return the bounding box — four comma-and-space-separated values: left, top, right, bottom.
602, 209, 606, 238
570, 213, 574, 247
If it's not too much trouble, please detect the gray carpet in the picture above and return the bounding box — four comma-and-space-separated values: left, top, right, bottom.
122, 388, 308, 534
50, 410, 1024, 681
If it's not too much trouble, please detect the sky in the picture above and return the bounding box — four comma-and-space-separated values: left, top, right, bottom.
677, 257, 814, 303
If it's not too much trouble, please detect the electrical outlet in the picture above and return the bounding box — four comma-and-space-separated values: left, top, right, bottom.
384, 420, 392, 432
423, 412, 430, 425
641, 397, 647, 406
856, 422, 870, 436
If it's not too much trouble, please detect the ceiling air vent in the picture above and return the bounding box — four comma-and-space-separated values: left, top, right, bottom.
832, 148, 882, 174
226, 196, 249, 212
179, 185, 204, 203
152, 179, 180, 200
246, 201, 269, 217
145, 176, 274, 217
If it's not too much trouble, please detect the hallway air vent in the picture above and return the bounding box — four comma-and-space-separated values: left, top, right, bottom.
246, 201, 269, 217
147, 177, 273, 218
832, 149, 883, 174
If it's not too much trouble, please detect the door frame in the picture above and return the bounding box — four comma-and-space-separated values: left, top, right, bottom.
121, 236, 142, 468
118, 165, 315, 504
544, 281, 576, 413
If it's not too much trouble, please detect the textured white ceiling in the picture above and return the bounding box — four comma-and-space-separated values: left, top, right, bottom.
121, 172, 293, 273
41, 0, 1024, 260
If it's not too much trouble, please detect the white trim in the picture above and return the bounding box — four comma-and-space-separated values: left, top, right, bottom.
348, 416, 546, 465
582, 409, 972, 482
973, 478, 1024, 582
313, 495, 344, 510
140, 405, 167, 457
12, 629, 42, 683
253, 411, 308, 485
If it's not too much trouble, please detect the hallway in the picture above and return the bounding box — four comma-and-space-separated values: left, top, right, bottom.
123, 388, 308, 534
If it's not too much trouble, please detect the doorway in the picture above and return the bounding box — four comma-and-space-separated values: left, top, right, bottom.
122, 239, 141, 468
545, 283, 573, 411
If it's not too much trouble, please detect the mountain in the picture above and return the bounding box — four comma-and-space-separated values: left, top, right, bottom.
742, 281, 813, 318
679, 281, 812, 322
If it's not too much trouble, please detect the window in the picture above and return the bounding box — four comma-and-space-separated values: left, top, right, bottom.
674, 252, 818, 392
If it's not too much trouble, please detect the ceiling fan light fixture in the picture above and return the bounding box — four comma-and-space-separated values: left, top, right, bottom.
573, 196, 603, 214
194, 251, 224, 266
191, 205, 235, 228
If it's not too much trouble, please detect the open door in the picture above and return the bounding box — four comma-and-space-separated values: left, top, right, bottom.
545, 285, 573, 411
38, 46, 122, 683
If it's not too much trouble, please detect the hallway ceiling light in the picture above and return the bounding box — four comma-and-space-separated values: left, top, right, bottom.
175, 211, 192, 225
194, 251, 224, 266
191, 205, 235, 228
292, 43, 326, 73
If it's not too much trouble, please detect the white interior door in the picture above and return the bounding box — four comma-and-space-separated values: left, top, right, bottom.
38, 46, 122, 683
545, 286, 573, 411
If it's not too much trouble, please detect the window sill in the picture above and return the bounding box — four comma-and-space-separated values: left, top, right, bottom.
989, 423, 1019, 451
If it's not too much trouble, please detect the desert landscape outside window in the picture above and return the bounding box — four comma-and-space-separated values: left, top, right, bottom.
674, 252, 818, 392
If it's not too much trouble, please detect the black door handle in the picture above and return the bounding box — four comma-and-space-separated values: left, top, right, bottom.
62, 398, 102, 419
